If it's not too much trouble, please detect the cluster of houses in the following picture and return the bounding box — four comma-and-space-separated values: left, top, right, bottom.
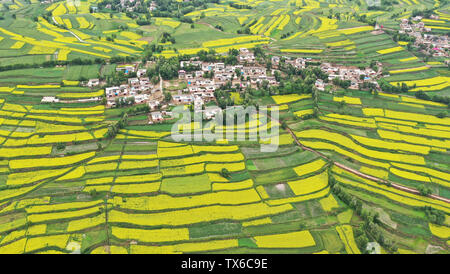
178, 49, 279, 93
105, 70, 158, 107
103, 0, 159, 12
400, 17, 449, 58
94, 46, 387, 123
316, 63, 381, 91
271, 55, 312, 70
271, 55, 382, 91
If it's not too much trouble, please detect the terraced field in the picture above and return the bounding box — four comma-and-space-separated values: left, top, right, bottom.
0, 0, 448, 255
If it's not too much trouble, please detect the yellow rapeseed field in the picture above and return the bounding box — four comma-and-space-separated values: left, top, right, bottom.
336, 225, 361, 254
112, 226, 189, 243
389, 66, 429, 74
108, 203, 293, 226
319, 194, 339, 211
333, 96, 361, 105
272, 94, 311, 104
428, 223, 450, 238
293, 158, 327, 177
253, 231, 316, 248
288, 171, 328, 196
377, 46, 404, 54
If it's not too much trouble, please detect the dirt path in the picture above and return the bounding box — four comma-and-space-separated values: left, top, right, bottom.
68, 30, 85, 43
271, 115, 450, 204
52, 16, 86, 43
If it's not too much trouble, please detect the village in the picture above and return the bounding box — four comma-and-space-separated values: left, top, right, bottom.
71, 48, 386, 124
400, 16, 450, 58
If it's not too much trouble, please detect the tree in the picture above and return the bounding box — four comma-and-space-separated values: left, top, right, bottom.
418, 185, 432, 196
436, 112, 447, 118
220, 168, 230, 178
56, 143, 66, 150
89, 189, 98, 198
164, 91, 172, 102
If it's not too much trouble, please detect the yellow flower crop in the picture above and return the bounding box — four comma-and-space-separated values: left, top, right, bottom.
192, 145, 239, 153
108, 202, 292, 226
10, 41, 25, 49
158, 145, 194, 158
0, 238, 26, 254
154, 18, 181, 28
118, 160, 158, 170
120, 31, 142, 40
319, 194, 339, 211
326, 39, 354, 47
242, 217, 272, 227
52, 3, 67, 16
277, 15, 290, 30
399, 56, 418, 62
333, 169, 450, 213
0, 146, 52, 159
76, 17, 90, 29
293, 158, 327, 177
351, 134, 430, 155
288, 171, 328, 196
58, 89, 105, 98
377, 46, 404, 54
272, 94, 311, 104
85, 162, 117, 173
56, 166, 85, 181
206, 162, 245, 172
115, 173, 162, 183
86, 177, 114, 185
25, 235, 69, 253
63, 18, 72, 29
360, 166, 388, 180
389, 66, 429, 74
28, 206, 101, 223
390, 76, 449, 88
62, 80, 79, 86
336, 225, 361, 254
300, 140, 390, 169
429, 223, 450, 239
377, 129, 449, 150
112, 226, 189, 243
297, 129, 425, 165
91, 245, 128, 254
112, 182, 161, 194
57, 49, 70, 61
390, 163, 450, 187
390, 167, 430, 182
400, 96, 446, 107
294, 109, 314, 117
333, 96, 361, 105
254, 230, 315, 248
212, 179, 254, 191
338, 26, 373, 35
112, 188, 260, 211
